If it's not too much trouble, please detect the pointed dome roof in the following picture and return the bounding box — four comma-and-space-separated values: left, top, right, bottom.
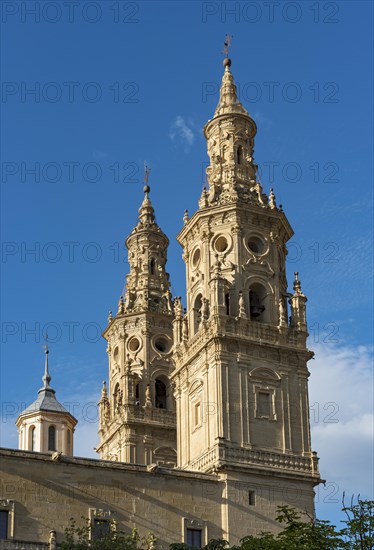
127, 184, 169, 245
214, 58, 249, 117
18, 347, 76, 420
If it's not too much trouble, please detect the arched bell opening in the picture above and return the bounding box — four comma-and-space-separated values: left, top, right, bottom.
249, 283, 268, 323
193, 294, 203, 335
155, 378, 168, 409
134, 375, 140, 406
225, 292, 230, 315
236, 145, 243, 165
149, 258, 156, 275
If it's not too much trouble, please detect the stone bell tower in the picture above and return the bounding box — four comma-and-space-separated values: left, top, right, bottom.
172, 55, 320, 533
97, 179, 177, 466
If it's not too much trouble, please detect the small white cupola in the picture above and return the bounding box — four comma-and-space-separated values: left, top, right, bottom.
16, 345, 77, 456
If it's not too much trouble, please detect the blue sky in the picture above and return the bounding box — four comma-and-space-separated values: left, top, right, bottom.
1, 0, 373, 530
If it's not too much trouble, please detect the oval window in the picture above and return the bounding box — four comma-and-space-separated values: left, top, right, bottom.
154, 337, 170, 354
214, 236, 228, 253
248, 236, 265, 255
192, 248, 201, 268
128, 337, 141, 352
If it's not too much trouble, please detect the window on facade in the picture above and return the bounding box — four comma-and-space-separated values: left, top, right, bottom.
248, 490, 256, 506
0, 510, 8, 540
236, 146, 243, 165
187, 528, 202, 548
225, 293, 230, 315
48, 425, 56, 451
193, 294, 203, 334
150, 258, 155, 275
258, 392, 271, 418
194, 402, 201, 428
155, 379, 167, 409
135, 379, 140, 405
29, 425, 36, 451
92, 518, 110, 540
249, 289, 265, 321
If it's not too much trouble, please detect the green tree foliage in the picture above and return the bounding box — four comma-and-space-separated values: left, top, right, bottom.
59, 518, 155, 550
60, 499, 374, 550
341, 496, 374, 549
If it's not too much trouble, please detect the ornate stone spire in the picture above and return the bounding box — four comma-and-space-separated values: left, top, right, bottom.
214, 58, 249, 117
138, 184, 155, 226
121, 177, 173, 316
203, 57, 269, 208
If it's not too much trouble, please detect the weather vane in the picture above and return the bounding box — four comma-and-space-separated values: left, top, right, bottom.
223, 34, 233, 58
144, 161, 150, 184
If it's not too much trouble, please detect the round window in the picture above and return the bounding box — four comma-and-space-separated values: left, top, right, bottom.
154, 337, 170, 354
128, 337, 141, 352
192, 248, 201, 268
214, 235, 228, 253
248, 236, 265, 255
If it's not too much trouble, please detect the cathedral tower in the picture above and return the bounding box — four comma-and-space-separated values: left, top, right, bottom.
171, 56, 320, 535
16, 346, 77, 456
97, 182, 177, 466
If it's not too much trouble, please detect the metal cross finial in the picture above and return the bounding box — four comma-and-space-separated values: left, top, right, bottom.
223, 34, 233, 58
43, 332, 49, 354
42, 332, 51, 388
144, 161, 150, 184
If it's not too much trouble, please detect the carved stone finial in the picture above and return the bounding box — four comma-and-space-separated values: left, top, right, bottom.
174, 296, 183, 320
269, 188, 277, 209
49, 529, 57, 550
182, 315, 189, 342
198, 186, 209, 209
144, 384, 152, 408
183, 209, 189, 224
238, 291, 247, 319
117, 295, 125, 315
278, 297, 287, 327
293, 272, 302, 293
212, 254, 223, 278
200, 297, 209, 323
108, 310, 113, 323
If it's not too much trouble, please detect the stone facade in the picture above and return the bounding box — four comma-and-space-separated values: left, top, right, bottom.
0, 448, 316, 546
0, 56, 321, 546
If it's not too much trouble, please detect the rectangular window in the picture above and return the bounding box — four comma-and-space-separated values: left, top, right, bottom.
248, 490, 256, 506
187, 528, 202, 548
258, 392, 271, 417
0, 510, 8, 540
48, 426, 56, 451
92, 518, 110, 540
194, 402, 201, 427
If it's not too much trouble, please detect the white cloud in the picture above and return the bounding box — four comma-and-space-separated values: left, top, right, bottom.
169, 116, 195, 150
309, 342, 374, 521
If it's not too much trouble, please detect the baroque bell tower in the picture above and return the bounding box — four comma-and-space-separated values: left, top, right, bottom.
172, 53, 320, 534
97, 175, 177, 466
